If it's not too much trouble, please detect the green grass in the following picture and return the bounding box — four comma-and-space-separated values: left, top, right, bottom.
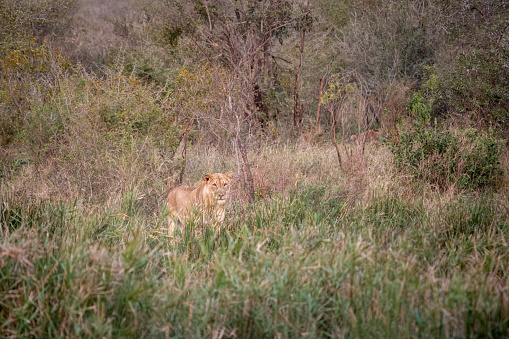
1, 184, 508, 338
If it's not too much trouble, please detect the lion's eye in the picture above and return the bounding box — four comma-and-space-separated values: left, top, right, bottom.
224, 183, 227, 187
213, 183, 217, 187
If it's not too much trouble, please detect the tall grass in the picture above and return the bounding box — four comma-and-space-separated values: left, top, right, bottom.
2, 144, 508, 337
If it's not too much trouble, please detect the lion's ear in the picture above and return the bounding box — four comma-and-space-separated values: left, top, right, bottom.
203, 174, 212, 182
226, 172, 234, 181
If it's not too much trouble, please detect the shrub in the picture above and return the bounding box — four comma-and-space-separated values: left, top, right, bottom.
436, 46, 509, 131
419, 1, 509, 135
0, 0, 76, 59
1, 56, 180, 202
43, 68, 179, 200
0, 45, 72, 143
390, 126, 504, 190
338, 0, 436, 89
456, 129, 505, 189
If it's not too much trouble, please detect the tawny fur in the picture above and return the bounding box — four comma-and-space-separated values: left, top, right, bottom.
167, 172, 233, 235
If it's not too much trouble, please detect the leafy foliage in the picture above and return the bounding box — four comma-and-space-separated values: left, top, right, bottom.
390, 125, 504, 190
0, 44, 72, 149
436, 47, 509, 129
430, 0, 509, 132
0, 0, 76, 58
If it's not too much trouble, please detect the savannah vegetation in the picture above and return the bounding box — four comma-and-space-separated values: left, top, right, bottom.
0, 0, 508, 337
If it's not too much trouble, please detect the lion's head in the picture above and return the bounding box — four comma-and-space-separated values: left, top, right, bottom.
202, 172, 234, 205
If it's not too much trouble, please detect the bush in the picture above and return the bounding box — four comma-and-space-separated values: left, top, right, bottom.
390, 126, 504, 190
0, 0, 76, 59
1, 55, 180, 202
427, 0, 509, 134
45, 68, 178, 200
338, 0, 436, 89
436, 47, 509, 131
0, 45, 72, 147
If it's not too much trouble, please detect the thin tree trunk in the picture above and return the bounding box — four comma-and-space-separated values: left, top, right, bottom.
234, 139, 245, 191
263, 33, 272, 84
293, 29, 305, 130
178, 128, 191, 185
203, 1, 212, 31
330, 108, 342, 168
168, 117, 194, 190
316, 74, 326, 133
236, 134, 255, 203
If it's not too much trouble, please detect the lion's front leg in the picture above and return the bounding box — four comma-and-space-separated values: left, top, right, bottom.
215, 208, 225, 223
213, 207, 226, 231
168, 216, 177, 235
168, 211, 183, 238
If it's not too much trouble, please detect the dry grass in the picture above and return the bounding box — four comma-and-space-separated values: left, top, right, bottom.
62, 0, 144, 67
2, 137, 509, 337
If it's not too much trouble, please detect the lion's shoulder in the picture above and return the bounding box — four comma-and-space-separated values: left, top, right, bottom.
173, 185, 195, 193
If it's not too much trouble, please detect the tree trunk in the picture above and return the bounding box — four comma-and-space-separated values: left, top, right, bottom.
167, 117, 194, 191
316, 74, 326, 133
177, 125, 191, 185
293, 29, 305, 130
236, 134, 255, 203
330, 108, 342, 169
263, 33, 272, 84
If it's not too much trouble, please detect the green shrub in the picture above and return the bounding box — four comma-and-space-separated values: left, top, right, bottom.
0, 56, 180, 201
0, 45, 72, 147
103, 48, 176, 87
439, 47, 509, 128
457, 129, 505, 189
0, 0, 76, 59
429, 0, 509, 135
390, 126, 504, 190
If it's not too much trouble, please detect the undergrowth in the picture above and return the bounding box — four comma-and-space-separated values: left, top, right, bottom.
390, 125, 504, 190
1, 182, 508, 338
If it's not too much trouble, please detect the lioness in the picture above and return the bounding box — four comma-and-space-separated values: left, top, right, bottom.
167, 172, 234, 235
